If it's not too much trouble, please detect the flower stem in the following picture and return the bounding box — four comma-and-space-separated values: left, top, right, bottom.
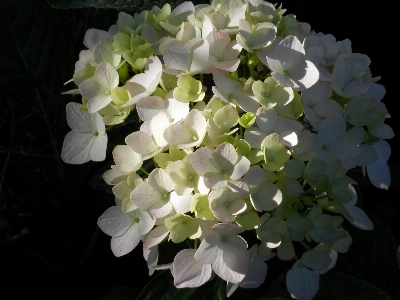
299, 240, 312, 251
140, 167, 149, 176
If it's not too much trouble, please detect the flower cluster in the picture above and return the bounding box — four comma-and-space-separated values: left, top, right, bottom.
61, 1, 393, 299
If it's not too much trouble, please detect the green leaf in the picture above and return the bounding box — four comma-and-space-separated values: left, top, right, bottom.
136, 270, 255, 300
46, 0, 205, 11
264, 270, 393, 300
315, 272, 392, 300
99, 285, 141, 300
336, 210, 400, 298
0, 0, 71, 97
136, 270, 198, 300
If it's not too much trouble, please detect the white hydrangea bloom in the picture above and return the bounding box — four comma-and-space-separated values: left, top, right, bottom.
194, 223, 251, 283
79, 61, 120, 113
163, 109, 207, 149
226, 244, 272, 297
236, 19, 277, 52
366, 139, 391, 189
286, 250, 332, 300
125, 112, 170, 159
97, 205, 155, 257
123, 56, 163, 108
212, 68, 260, 113
244, 106, 303, 148
312, 112, 360, 181
131, 168, 192, 218
190, 142, 250, 189
61, 102, 107, 164
208, 179, 249, 223
163, 38, 209, 76
301, 81, 343, 130
172, 249, 213, 288
206, 30, 242, 71
258, 35, 319, 91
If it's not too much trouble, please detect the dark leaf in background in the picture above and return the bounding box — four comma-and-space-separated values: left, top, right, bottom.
0, 0, 68, 96
47, 0, 205, 11
337, 210, 400, 298
99, 285, 141, 300
264, 270, 393, 300
136, 270, 254, 300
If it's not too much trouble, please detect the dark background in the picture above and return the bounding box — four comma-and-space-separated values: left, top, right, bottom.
0, 1, 399, 299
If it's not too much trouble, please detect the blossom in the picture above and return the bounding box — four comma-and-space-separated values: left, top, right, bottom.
61, 1, 393, 298
79, 61, 119, 113
190, 142, 250, 189
257, 35, 319, 91
97, 204, 155, 257
61, 102, 107, 164
194, 223, 251, 283
286, 250, 332, 300
130, 168, 192, 218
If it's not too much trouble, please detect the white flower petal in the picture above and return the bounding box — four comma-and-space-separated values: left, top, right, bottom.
144, 225, 170, 249
286, 262, 319, 300
90, 133, 107, 161
97, 206, 133, 237
61, 131, 94, 164
111, 223, 140, 257
125, 131, 158, 155
131, 182, 163, 211
195, 234, 221, 264
172, 249, 212, 288
95, 61, 119, 90
136, 96, 166, 122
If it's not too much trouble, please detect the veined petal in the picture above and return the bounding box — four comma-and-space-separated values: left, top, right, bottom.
328, 136, 359, 161
97, 206, 134, 237
229, 156, 250, 180
191, 147, 221, 176
214, 142, 238, 172
111, 223, 140, 257
66, 102, 96, 132
250, 182, 282, 211
150, 112, 170, 147
195, 234, 221, 264
144, 225, 170, 249
90, 134, 107, 162
218, 235, 250, 283
340, 204, 374, 230
125, 131, 158, 155
135, 210, 156, 235
136, 96, 166, 122
164, 44, 190, 73
80, 78, 105, 101
170, 192, 192, 214
173, 249, 212, 288
301, 250, 332, 272
207, 30, 231, 59
318, 112, 346, 146
95, 61, 119, 90
150, 201, 173, 218
61, 131, 94, 164
256, 106, 277, 133
112, 145, 142, 173
188, 38, 209, 73
166, 93, 190, 122
131, 182, 163, 211
88, 94, 112, 114
286, 262, 319, 300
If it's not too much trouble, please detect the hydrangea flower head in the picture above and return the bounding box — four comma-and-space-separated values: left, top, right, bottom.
61, 1, 393, 299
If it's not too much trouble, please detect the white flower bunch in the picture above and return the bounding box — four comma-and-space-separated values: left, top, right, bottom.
61, 0, 394, 299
